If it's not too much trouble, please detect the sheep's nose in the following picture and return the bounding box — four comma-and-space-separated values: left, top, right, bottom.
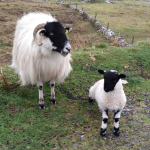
61, 44, 71, 57
66, 47, 71, 53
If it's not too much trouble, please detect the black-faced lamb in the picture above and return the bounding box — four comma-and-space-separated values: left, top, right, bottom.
11, 12, 72, 109
89, 69, 126, 136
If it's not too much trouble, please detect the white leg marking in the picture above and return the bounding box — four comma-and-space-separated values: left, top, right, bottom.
37, 81, 44, 109
101, 110, 109, 129
100, 110, 108, 136
50, 79, 55, 99
114, 110, 122, 136
114, 122, 119, 128
114, 110, 121, 128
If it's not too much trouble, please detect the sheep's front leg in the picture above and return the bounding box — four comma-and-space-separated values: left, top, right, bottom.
114, 110, 121, 136
50, 79, 56, 104
100, 109, 108, 136
37, 81, 45, 109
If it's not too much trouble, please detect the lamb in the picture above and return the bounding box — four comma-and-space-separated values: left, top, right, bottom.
89, 69, 126, 136
11, 12, 72, 109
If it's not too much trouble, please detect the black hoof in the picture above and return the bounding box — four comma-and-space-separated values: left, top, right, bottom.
114, 127, 120, 136
89, 97, 94, 103
100, 128, 106, 136
100, 132, 106, 136
39, 104, 45, 109
50, 98, 56, 104
114, 131, 120, 137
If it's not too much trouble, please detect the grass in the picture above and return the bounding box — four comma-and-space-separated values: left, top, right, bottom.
0, 42, 150, 149
0, 0, 150, 149
70, 0, 150, 43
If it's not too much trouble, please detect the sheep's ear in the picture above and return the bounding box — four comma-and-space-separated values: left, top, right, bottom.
98, 69, 105, 75
65, 27, 72, 34
119, 74, 126, 79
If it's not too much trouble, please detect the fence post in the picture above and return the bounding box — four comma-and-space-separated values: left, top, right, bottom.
131, 36, 134, 44
107, 22, 109, 29
95, 13, 97, 19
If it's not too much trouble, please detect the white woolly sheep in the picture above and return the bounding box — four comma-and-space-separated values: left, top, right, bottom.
89, 69, 126, 136
11, 12, 72, 109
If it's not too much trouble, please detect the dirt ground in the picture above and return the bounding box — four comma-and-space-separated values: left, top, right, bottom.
0, 0, 108, 65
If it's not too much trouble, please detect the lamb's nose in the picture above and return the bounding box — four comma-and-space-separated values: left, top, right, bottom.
104, 88, 109, 92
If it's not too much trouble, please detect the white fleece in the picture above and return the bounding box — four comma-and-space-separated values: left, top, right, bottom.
89, 79, 126, 111
11, 12, 72, 85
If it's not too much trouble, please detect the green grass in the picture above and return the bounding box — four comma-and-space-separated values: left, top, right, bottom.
0, 42, 150, 149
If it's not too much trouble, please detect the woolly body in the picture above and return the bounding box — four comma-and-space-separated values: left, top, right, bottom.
89, 79, 126, 111
11, 12, 72, 85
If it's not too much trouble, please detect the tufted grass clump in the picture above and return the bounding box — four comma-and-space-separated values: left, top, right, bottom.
95, 43, 108, 48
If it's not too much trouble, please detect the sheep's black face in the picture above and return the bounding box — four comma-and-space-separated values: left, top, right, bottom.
98, 69, 126, 93
40, 21, 71, 57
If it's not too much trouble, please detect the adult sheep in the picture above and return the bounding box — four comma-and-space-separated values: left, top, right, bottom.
89, 69, 126, 136
11, 12, 72, 109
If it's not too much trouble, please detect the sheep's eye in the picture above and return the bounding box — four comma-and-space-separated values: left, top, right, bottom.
113, 80, 117, 83
50, 33, 53, 36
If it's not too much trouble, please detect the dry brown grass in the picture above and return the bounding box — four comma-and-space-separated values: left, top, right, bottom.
0, 67, 9, 89
75, 2, 150, 43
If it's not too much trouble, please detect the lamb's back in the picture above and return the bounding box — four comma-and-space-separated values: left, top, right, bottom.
95, 80, 126, 111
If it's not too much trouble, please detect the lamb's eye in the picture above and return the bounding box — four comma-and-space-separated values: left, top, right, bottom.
50, 33, 53, 36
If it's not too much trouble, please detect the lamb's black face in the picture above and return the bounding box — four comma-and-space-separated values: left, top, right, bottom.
40, 21, 71, 57
103, 71, 120, 92
98, 69, 126, 93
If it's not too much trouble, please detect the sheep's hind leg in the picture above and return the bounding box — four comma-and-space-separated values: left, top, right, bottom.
113, 110, 121, 136
50, 80, 56, 104
100, 109, 108, 136
37, 81, 45, 109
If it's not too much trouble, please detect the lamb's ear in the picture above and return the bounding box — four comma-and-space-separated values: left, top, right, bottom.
65, 27, 72, 34
98, 69, 105, 75
119, 74, 126, 79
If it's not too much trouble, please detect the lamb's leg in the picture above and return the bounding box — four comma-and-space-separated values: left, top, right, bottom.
89, 96, 94, 103
100, 109, 108, 136
114, 110, 121, 136
89, 87, 95, 103
37, 81, 45, 109
50, 79, 56, 104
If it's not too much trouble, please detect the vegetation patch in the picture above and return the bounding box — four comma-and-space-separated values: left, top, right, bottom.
0, 41, 150, 149
74, 0, 150, 43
